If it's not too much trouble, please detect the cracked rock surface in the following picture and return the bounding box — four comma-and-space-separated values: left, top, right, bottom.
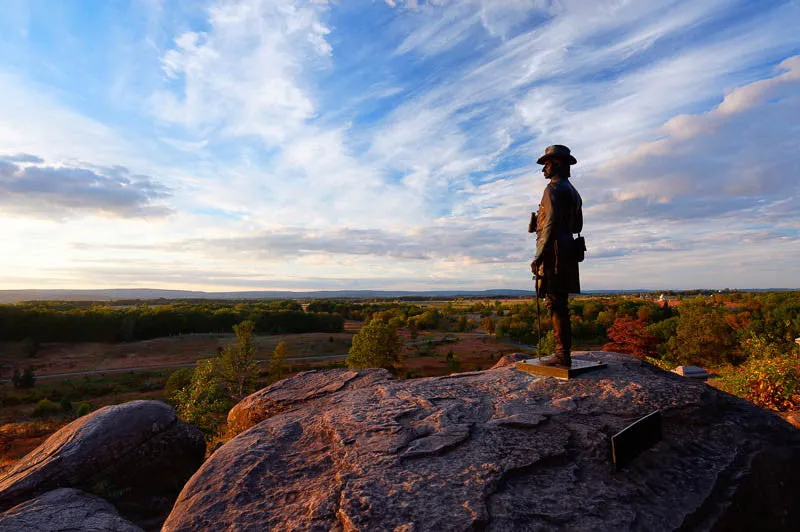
0, 488, 142, 532
164, 352, 800, 531
0, 400, 205, 529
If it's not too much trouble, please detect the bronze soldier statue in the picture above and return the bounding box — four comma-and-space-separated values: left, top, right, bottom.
530, 145, 583, 367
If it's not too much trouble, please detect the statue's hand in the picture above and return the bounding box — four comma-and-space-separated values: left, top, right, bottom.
531, 258, 541, 274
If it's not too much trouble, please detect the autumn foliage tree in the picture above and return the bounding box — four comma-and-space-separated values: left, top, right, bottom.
603, 317, 658, 359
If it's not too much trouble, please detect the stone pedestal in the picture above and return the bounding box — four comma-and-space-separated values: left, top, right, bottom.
516, 358, 607, 380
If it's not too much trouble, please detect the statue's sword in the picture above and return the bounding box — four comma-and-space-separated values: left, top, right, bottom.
533, 272, 542, 361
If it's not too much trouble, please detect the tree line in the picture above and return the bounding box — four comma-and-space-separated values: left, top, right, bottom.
0, 300, 343, 343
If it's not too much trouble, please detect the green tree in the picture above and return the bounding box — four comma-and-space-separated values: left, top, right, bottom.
173, 359, 232, 436
269, 341, 288, 382
215, 320, 260, 400
667, 298, 737, 366
346, 320, 403, 374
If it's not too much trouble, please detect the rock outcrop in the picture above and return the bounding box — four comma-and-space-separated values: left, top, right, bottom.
227, 368, 393, 432
164, 351, 800, 531
0, 400, 205, 529
0, 488, 143, 532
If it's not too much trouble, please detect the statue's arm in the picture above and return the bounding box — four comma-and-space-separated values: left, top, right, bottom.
534, 186, 557, 264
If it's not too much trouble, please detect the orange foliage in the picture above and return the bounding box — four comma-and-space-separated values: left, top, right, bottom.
603, 317, 658, 359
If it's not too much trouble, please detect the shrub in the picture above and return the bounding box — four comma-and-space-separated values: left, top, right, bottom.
13, 367, 36, 389
21, 337, 40, 358
59, 397, 73, 413
164, 368, 194, 405
446, 351, 461, 373
76, 401, 92, 417
32, 399, 61, 418
715, 336, 800, 412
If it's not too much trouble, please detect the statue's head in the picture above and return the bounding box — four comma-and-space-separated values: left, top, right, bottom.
537, 145, 576, 179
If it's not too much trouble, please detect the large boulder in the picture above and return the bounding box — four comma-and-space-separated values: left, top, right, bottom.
0, 488, 142, 531
0, 400, 205, 529
227, 368, 393, 432
164, 352, 800, 531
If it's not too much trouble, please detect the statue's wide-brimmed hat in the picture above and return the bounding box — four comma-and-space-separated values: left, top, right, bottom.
537, 144, 577, 165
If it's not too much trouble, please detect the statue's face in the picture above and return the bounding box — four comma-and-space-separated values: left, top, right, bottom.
542, 159, 561, 179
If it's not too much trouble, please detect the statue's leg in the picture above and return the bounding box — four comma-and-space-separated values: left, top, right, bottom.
547, 292, 571, 366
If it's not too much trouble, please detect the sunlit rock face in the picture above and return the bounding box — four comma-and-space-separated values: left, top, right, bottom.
166, 353, 800, 531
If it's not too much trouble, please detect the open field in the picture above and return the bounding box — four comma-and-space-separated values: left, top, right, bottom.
0, 331, 355, 379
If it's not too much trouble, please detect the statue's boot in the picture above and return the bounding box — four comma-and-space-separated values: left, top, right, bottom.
538, 355, 570, 367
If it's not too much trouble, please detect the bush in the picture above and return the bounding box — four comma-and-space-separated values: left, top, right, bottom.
21, 337, 40, 358
32, 399, 61, 417
715, 337, 800, 412
76, 401, 92, 417
12, 367, 36, 389
59, 397, 73, 413
164, 368, 194, 405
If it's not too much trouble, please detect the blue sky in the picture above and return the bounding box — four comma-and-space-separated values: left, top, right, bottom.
0, 0, 798, 291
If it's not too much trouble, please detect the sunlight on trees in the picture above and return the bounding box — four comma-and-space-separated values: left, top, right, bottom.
215, 320, 260, 400
346, 320, 403, 375
173, 359, 232, 436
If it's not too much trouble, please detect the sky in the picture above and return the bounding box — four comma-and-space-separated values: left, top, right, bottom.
0, 0, 798, 292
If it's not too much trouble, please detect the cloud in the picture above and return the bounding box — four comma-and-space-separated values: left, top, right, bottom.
0, 155, 171, 219
0, 153, 44, 164
151, 224, 523, 263
152, 0, 332, 145
594, 55, 800, 221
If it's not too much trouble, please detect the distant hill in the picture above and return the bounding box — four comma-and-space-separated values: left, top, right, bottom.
0, 287, 794, 304
0, 288, 535, 303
